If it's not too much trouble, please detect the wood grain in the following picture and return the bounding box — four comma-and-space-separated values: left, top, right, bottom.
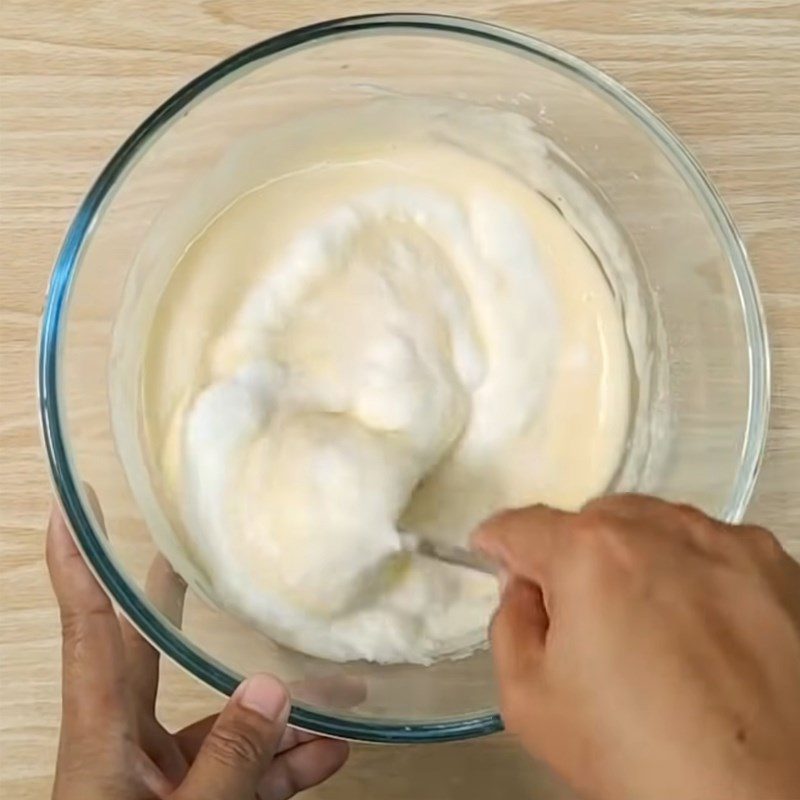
1, 2, 798, 797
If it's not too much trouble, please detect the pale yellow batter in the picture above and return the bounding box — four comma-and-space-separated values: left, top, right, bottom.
137, 108, 631, 664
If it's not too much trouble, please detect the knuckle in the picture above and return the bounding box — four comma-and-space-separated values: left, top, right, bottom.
580, 495, 613, 515
742, 525, 784, 560
59, 607, 115, 662
568, 511, 641, 581
675, 505, 723, 549
60, 602, 113, 632
674, 503, 708, 525
572, 511, 620, 551
270, 763, 300, 800
580, 493, 633, 515
204, 721, 266, 767
59, 609, 97, 656
59, 608, 85, 643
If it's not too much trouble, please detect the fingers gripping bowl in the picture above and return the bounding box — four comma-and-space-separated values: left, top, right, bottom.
39, 15, 768, 742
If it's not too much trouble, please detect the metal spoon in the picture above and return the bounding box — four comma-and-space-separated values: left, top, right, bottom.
399, 531, 496, 575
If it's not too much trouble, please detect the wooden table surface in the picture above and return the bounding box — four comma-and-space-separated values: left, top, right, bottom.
1, 2, 798, 798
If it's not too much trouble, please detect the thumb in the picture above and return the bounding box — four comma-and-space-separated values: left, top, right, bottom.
490, 578, 549, 724
175, 674, 290, 800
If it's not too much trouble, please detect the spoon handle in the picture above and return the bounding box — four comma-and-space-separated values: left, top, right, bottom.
400, 533, 497, 575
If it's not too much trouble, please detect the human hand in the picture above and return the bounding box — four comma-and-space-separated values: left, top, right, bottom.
474, 495, 800, 800
46, 505, 349, 800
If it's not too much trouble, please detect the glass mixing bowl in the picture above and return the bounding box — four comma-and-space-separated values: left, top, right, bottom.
39, 14, 769, 743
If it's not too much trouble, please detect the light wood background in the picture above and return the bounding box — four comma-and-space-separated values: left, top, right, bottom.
1, 2, 799, 798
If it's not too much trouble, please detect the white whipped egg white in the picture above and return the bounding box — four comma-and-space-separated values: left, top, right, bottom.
142, 138, 630, 664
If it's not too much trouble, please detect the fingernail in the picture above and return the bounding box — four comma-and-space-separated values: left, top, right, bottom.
235, 674, 289, 720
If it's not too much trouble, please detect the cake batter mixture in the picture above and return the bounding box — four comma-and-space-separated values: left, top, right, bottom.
139, 118, 631, 664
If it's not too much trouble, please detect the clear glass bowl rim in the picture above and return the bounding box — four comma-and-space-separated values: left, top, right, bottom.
38, 12, 770, 743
